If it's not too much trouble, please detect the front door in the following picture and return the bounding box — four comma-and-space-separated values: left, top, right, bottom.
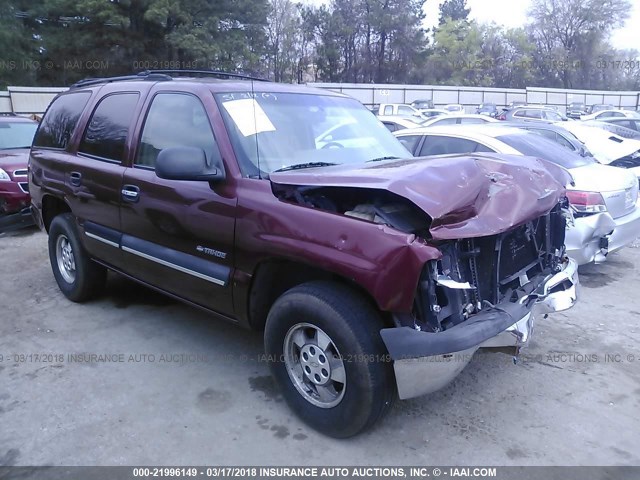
119, 92, 237, 316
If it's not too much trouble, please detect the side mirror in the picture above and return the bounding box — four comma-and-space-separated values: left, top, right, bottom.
155, 146, 225, 182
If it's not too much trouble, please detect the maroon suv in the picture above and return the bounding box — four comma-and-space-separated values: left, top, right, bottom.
0, 115, 38, 216
30, 71, 579, 437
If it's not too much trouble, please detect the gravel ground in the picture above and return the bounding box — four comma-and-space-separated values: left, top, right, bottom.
0, 228, 639, 466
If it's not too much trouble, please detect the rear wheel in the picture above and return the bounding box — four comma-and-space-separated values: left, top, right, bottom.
48, 213, 106, 302
264, 281, 395, 438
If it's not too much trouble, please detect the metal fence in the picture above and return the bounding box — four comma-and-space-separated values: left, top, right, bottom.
310, 83, 640, 114
1, 83, 639, 116
0, 86, 67, 116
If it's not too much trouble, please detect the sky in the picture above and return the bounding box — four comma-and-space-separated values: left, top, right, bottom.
306, 0, 640, 50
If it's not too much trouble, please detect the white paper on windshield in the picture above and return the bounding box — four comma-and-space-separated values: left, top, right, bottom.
222, 98, 276, 137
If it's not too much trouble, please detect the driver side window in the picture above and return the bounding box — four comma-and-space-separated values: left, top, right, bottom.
136, 93, 220, 169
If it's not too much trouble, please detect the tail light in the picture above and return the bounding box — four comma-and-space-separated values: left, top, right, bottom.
566, 191, 607, 214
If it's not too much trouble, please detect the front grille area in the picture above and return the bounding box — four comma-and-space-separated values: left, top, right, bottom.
18, 182, 29, 194
414, 203, 567, 332
13, 169, 28, 177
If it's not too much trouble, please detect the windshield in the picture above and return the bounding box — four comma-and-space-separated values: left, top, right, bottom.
496, 133, 595, 169
0, 122, 38, 149
215, 92, 410, 176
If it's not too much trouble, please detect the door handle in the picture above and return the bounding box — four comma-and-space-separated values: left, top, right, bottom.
121, 185, 140, 203
70, 171, 82, 187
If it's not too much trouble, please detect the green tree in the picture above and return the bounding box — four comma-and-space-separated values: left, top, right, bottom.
438, 0, 470, 25
0, 0, 42, 87
527, 0, 631, 88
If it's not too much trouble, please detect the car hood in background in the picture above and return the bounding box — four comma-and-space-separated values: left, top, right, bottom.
270, 153, 572, 240
0, 148, 30, 174
560, 123, 640, 163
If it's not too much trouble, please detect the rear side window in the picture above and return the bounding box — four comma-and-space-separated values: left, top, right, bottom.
383, 105, 393, 115
460, 118, 486, 125
528, 129, 576, 151
136, 93, 218, 168
543, 110, 562, 121
496, 133, 594, 169
418, 136, 487, 156
599, 111, 625, 118
609, 119, 634, 129
518, 109, 542, 119
33, 92, 91, 149
397, 135, 421, 153
432, 117, 458, 126
78, 93, 139, 162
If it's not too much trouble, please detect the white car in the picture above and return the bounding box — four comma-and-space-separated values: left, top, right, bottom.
580, 109, 640, 121
394, 125, 640, 265
420, 114, 498, 127
559, 122, 640, 179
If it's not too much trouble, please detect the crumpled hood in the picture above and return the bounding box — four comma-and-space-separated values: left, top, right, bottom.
270, 153, 573, 240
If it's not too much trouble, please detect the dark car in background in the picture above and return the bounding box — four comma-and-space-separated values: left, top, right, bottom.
567, 102, 587, 119
587, 104, 615, 114
410, 99, 434, 110
0, 115, 39, 231
475, 102, 498, 117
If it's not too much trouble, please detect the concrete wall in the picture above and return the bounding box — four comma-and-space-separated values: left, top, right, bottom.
311, 83, 640, 114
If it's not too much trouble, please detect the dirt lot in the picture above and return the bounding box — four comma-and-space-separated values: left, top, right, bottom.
1, 228, 639, 466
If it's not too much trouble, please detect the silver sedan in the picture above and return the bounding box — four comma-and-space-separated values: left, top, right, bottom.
394, 124, 640, 265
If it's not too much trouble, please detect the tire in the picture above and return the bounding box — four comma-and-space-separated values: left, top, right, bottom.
264, 281, 395, 438
48, 213, 106, 302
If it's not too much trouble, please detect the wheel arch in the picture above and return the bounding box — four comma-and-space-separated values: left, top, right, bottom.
247, 258, 392, 331
42, 194, 72, 232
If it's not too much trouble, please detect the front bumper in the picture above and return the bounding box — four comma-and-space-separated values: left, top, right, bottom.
0, 206, 34, 233
0, 180, 30, 214
381, 258, 579, 400
565, 204, 640, 265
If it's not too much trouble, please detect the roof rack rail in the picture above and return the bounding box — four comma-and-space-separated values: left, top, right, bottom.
137, 69, 269, 82
69, 69, 268, 89
70, 72, 172, 89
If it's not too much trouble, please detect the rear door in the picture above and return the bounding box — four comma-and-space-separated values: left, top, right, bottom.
119, 90, 236, 316
64, 91, 142, 270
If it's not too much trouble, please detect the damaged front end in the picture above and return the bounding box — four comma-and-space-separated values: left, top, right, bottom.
381, 203, 579, 399
269, 154, 579, 400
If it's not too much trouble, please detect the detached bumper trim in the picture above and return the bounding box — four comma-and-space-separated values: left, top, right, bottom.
381, 301, 529, 360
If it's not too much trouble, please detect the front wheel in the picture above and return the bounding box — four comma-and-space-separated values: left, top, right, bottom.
48, 213, 106, 302
264, 281, 395, 438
